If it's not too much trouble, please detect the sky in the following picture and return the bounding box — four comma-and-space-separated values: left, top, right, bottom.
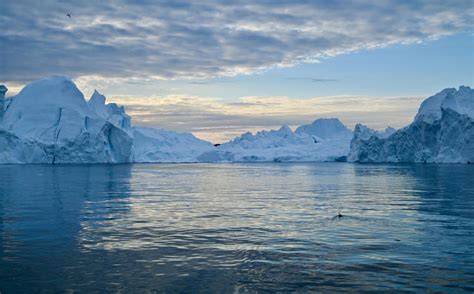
1, 0, 473, 142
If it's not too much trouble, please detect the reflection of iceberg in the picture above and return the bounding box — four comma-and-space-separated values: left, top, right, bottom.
76, 163, 438, 253
1, 163, 474, 291
0, 165, 132, 256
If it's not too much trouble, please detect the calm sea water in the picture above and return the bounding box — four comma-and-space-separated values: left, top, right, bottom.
0, 163, 473, 293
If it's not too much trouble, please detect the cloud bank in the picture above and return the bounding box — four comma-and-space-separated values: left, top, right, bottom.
1, 0, 473, 82
112, 93, 425, 142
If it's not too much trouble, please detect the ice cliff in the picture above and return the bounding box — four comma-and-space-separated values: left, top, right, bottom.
348, 86, 474, 163
0, 76, 213, 164
0, 77, 133, 163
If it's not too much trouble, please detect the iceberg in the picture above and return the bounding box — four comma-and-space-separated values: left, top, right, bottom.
132, 126, 213, 163
0, 76, 354, 164
0, 85, 6, 122
348, 86, 474, 163
0, 76, 213, 164
295, 117, 353, 140
199, 119, 352, 162
2, 77, 471, 165
0, 76, 133, 164
88, 90, 132, 131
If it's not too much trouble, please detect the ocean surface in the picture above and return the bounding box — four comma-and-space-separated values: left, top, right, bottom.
0, 163, 473, 293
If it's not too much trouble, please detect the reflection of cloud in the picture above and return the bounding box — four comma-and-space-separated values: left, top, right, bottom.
76, 163, 443, 255
1, 1, 473, 82
108, 94, 424, 142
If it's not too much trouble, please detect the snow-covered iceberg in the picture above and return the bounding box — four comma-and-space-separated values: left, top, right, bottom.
133, 126, 213, 163
199, 119, 352, 162
0, 76, 213, 164
0, 77, 354, 164
0, 77, 133, 164
348, 86, 474, 163
295, 117, 353, 140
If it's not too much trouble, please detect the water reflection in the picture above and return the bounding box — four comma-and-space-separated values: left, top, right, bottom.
0, 163, 473, 292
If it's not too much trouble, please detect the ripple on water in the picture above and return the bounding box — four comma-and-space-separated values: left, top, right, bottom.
0, 163, 473, 292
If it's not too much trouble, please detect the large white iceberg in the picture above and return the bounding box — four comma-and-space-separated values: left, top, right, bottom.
0, 77, 133, 163
199, 119, 352, 162
348, 86, 474, 163
0, 76, 213, 164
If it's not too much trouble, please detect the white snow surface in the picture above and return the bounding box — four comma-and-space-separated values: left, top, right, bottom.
348, 86, 474, 163
415, 86, 474, 123
295, 118, 353, 140
133, 126, 213, 163
88, 90, 132, 131
199, 123, 351, 162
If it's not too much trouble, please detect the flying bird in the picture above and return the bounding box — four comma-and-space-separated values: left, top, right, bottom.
67, 13, 71, 18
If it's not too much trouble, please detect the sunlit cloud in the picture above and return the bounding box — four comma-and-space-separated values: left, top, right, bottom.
106, 93, 425, 143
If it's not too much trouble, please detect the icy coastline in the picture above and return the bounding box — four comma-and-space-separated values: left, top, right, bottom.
0, 77, 472, 164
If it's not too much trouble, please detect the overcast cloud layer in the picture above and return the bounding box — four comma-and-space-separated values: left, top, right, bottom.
1, 0, 473, 82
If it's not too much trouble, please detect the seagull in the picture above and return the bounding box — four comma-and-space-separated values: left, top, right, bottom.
67, 13, 71, 18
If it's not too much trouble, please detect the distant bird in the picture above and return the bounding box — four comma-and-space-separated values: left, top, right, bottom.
337, 211, 343, 218
67, 13, 71, 18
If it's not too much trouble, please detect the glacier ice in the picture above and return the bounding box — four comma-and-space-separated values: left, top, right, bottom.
348, 86, 474, 163
199, 120, 352, 162
415, 86, 474, 124
132, 126, 213, 163
88, 90, 132, 131
1, 77, 472, 164
0, 76, 211, 164
0, 76, 355, 164
0, 85, 7, 123
295, 117, 353, 140
0, 76, 133, 163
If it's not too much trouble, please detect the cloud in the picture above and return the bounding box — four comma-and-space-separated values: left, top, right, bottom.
0, 0, 473, 83
108, 93, 425, 143
286, 78, 339, 83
